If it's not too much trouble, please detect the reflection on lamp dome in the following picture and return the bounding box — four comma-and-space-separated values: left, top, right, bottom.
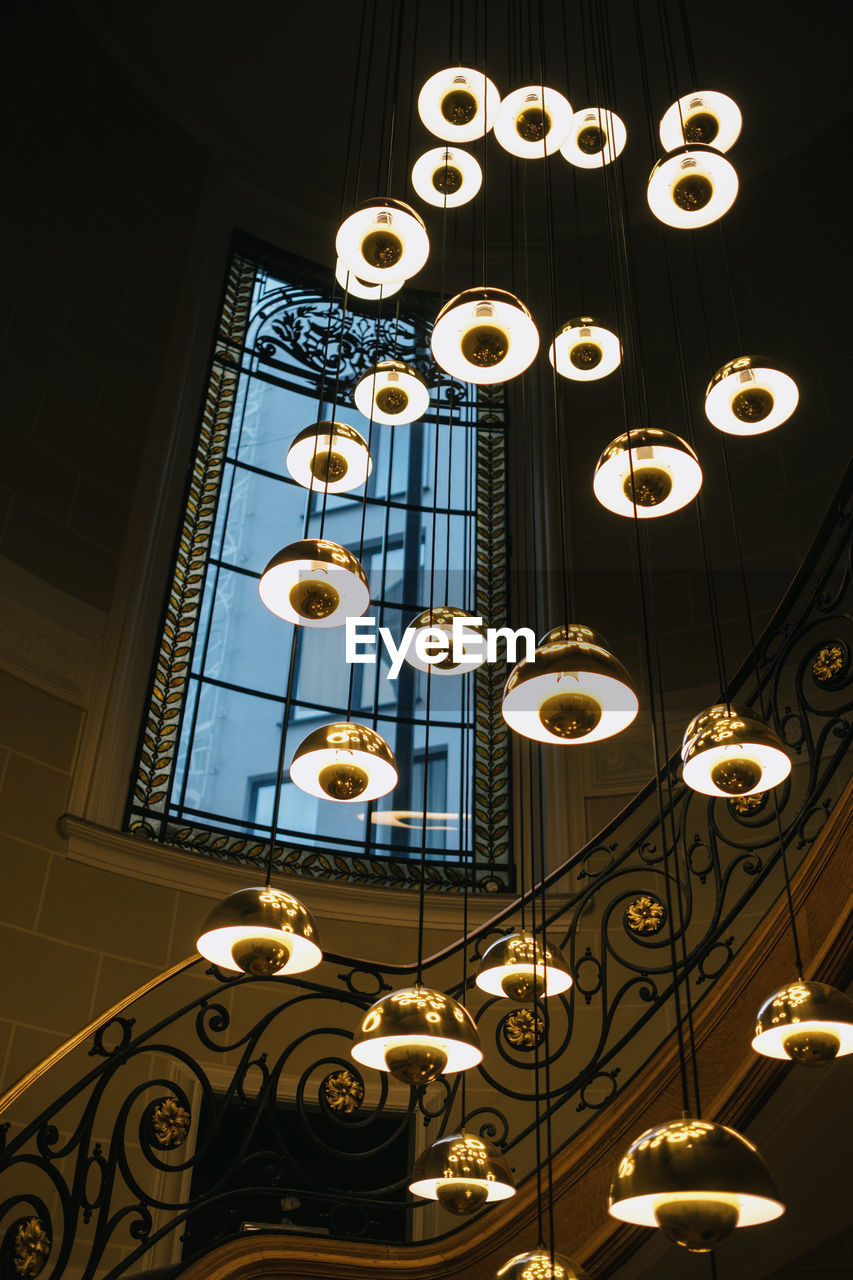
417, 67, 500, 143
353, 359, 430, 426
411, 146, 482, 208
403, 606, 486, 675
286, 421, 372, 494
594, 428, 702, 519
431, 287, 539, 385
336, 198, 429, 285
351, 986, 482, 1084
497, 1248, 590, 1280
681, 703, 791, 798
258, 538, 369, 629
494, 86, 572, 158
704, 356, 798, 436
659, 91, 742, 154
560, 107, 627, 168
647, 144, 738, 229
196, 886, 322, 977
609, 1118, 784, 1252
409, 1132, 516, 1213
290, 722, 397, 804
752, 980, 853, 1065
335, 258, 403, 302
502, 625, 638, 745
549, 317, 621, 381
476, 930, 572, 1001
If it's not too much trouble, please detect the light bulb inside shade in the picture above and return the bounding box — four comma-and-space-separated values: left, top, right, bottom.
659, 91, 742, 154
752, 980, 853, 1063
647, 145, 738, 229
431, 287, 539, 385
417, 67, 501, 143
411, 146, 482, 208
704, 356, 798, 436
409, 1132, 516, 1213
494, 86, 573, 157
196, 886, 322, 976
290, 722, 397, 803
476, 931, 572, 1000
353, 360, 430, 426
403, 606, 487, 675
594, 428, 702, 519
560, 107, 627, 168
335, 258, 403, 303
549, 317, 621, 381
681, 703, 791, 797
351, 986, 482, 1083
502, 625, 638, 745
258, 539, 369, 629
336, 198, 429, 285
286, 421, 372, 494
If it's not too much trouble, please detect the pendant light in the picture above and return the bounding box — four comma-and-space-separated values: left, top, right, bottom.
335, 258, 403, 303
431, 287, 539, 385
409, 1131, 516, 1213
494, 86, 572, 158
549, 317, 621, 382
258, 538, 369, 628
351, 986, 482, 1084
659, 91, 742, 154
196, 886, 322, 977
609, 1118, 784, 1252
681, 702, 791, 798
290, 721, 397, 803
476, 930, 572, 1000
704, 355, 799, 436
560, 106, 627, 168
417, 66, 500, 143
336, 198, 429, 285
647, 144, 738, 229
411, 146, 482, 208
286, 421, 372, 494
403, 606, 486, 676
497, 1250, 589, 1280
353, 359, 430, 426
593, 428, 702, 519
752, 980, 853, 1065
502, 625, 638, 745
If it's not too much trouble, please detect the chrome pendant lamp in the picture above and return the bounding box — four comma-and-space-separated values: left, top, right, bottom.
681, 702, 791, 798
258, 538, 369, 628
335, 257, 403, 302
336, 197, 429, 285
403, 606, 486, 676
647, 144, 738, 229
659, 90, 742, 153
431, 287, 539, 385
752, 979, 853, 1066
476, 930, 571, 1001
593, 428, 702, 519
497, 1250, 589, 1280
704, 355, 799, 435
351, 986, 482, 1085
290, 721, 398, 803
286, 421, 372, 494
411, 146, 482, 208
353, 359, 430, 426
417, 66, 500, 143
549, 317, 621, 382
409, 1131, 515, 1213
494, 86, 572, 158
560, 106, 627, 168
197, 886, 322, 978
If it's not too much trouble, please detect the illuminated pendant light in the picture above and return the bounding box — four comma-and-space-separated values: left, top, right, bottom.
431, 287, 539, 385
286, 421, 372, 494
196, 886, 322, 977
336, 198, 429, 285
549, 316, 621, 382
704, 355, 798, 436
681, 702, 791, 798
351, 985, 482, 1084
752, 979, 853, 1065
660, 90, 742, 154
259, 538, 369, 628
497, 1249, 589, 1280
494, 86, 572, 158
560, 106, 627, 168
647, 144, 738, 230
609, 1118, 784, 1252
290, 721, 397, 803
502, 625, 638, 745
335, 258, 403, 303
409, 1131, 516, 1213
476, 930, 572, 1001
403, 606, 486, 676
417, 66, 500, 143
353, 359, 430, 426
411, 146, 482, 208
593, 428, 702, 519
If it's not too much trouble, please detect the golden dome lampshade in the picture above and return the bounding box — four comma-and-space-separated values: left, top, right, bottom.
335, 257, 403, 302
659, 91, 742, 153
196, 886, 322, 977
409, 1132, 516, 1213
494, 86, 573, 158
548, 317, 621, 382
286, 421, 372, 494
497, 1249, 589, 1280
752, 980, 853, 1065
350, 986, 482, 1085
431, 287, 539, 385
475, 931, 572, 1001
502, 625, 639, 745
593, 428, 702, 519
353, 359, 430, 426
336, 198, 429, 285
289, 722, 398, 804
417, 66, 500, 143
647, 144, 738, 229
681, 703, 791, 798
258, 538, 369, 628
609, 1118, 784, 1252
403, 606, 486, 676
704, 355, 799, 436
560, 106, 627, 168
411, 146, 482, 208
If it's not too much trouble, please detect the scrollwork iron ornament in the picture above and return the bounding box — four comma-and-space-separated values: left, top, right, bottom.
321, 1069, 364, 1115
502, 1008, 545, 1050
143, 1096, 190, 1149
5, 1218, 50, 1279
810, 640, 849, 687
623, 895, 666, 937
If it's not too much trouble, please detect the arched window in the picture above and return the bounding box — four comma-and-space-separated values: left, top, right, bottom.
127, 236, 511, 892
